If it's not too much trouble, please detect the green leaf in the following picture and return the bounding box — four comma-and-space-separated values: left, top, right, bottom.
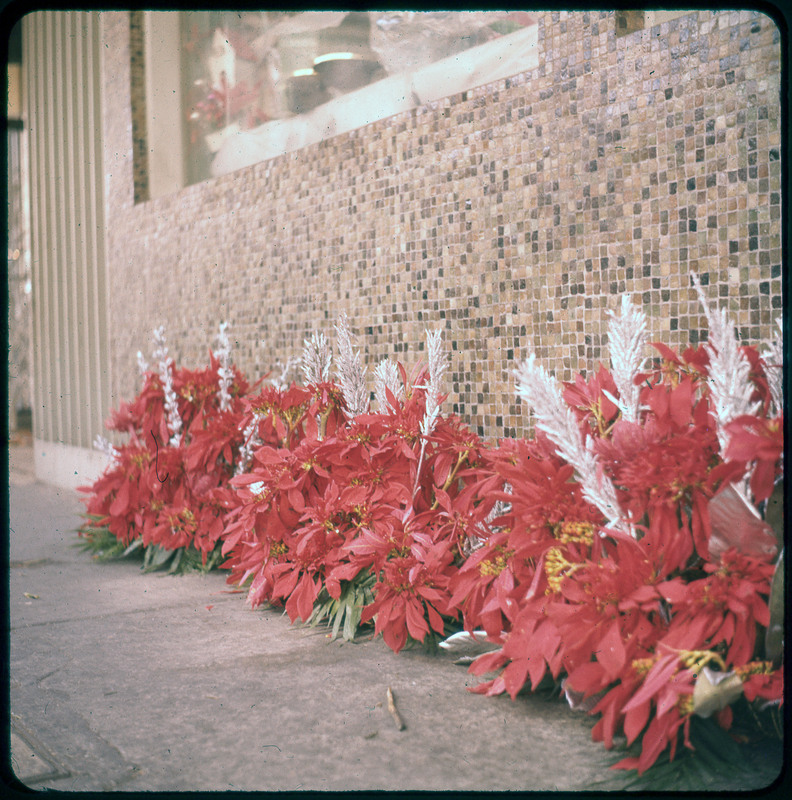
765, 547, 784, 663
343, 602, 356, 641
143, 544, 176, 572
764, 480, 784, 544
593, 714, 782, 791
167, 548, 183, 574
346, 602, 362, 641
122, 538, 144, 556
75, 526, 142, 562
307, 592, 333, 627
332, 605, 344, 640
303, 570, 376, 641
315, 603, 332, 625
205, 546, 224, 571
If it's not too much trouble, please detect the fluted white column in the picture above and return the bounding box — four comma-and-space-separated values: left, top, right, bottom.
23, 11, 111, 487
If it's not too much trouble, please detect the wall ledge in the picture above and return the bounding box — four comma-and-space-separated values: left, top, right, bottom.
33, 438, 108, 491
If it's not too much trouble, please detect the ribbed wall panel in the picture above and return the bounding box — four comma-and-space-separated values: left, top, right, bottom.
22, 11, 110, 450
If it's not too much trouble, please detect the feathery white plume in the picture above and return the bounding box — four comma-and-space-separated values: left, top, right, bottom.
462, 534, 485, 558
153, 325, 182, 447
763, 317, 783, 417
420, 329, 448, 439
93, 434, 119, 463
514, 354, 629, 534
136, 350, 149, 376
374, 358, 404, 411
334, 312, 369, 419
300, 331, 332, 385
269, 355, 300, 391
152, 325, 168, 368
215, 321, 233, 412
607, 294, 648, 423
484, 482, 512, 528
465, 481, 513, 556
692, 274, 759, 454
235, 413, 262, 476
412, 328, 449, 499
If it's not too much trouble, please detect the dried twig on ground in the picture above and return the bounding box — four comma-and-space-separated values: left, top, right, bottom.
386, 686, 405, 731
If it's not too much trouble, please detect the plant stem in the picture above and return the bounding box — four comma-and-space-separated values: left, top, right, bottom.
412, 438, 428, 501
430, 451, 468, 511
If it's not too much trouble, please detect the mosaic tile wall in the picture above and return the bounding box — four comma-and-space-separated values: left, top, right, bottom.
102, 9, 782, 442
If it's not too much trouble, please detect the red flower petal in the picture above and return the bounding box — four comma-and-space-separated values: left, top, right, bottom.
596, 621, 627, 683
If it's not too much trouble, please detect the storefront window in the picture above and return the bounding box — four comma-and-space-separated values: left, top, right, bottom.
175, 10, 538, 185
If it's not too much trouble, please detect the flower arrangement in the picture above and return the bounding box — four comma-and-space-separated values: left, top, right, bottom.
187, 79, 229, 138
454, 288, 783, 775
79, 323, 253, 572
187, 76, 270, 140
78, 285, 783, 780
220, 321, 489, 652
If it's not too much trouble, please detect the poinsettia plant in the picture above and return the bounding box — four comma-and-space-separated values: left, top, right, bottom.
78, 323, 254, 572
220, 316, 492, 652
77, 286, 782, 782
453, 282, 783, 775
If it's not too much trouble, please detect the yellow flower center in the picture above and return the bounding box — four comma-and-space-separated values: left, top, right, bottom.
735, 661, 774, 679
677, 694, 695, 716
631, 657, 654, 677
131, 452, 151, 468
478, 546, 514, 577
677, 648, 726, 674
555, 521, 595, 545
544, 547, 584, 593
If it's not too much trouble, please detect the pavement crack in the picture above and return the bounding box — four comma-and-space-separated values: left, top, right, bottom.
10, 558, 58, 568
36, 668, 61, 684
10, 601, 221, 631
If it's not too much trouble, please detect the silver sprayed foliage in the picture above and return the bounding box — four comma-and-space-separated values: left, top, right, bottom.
152, 326, 183, 447
606, 294, 648, 423
692, 273, 759, 455
374, 358, 404, 411
300, 331, 332, 386
215, 321, 234, 412
513, 354, 630, 534
333, 312, 369, 419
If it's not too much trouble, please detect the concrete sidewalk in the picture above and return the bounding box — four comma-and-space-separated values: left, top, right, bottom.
7, 444, 612, 792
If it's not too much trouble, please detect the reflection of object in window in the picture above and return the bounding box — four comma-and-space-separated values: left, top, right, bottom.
314, 53, 382, 96
285, 69, 327, 115
370, 11, 536, 76
188, 23, 274, 155
312, 13, 383, 100
210, 19, 540, 178
207, 28, 236, 90
250, 11, 346, 116
179, 11, 538, 182
260, 48, 286, 121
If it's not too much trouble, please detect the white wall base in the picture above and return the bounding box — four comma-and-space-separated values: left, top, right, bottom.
33, 438, 109, 491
